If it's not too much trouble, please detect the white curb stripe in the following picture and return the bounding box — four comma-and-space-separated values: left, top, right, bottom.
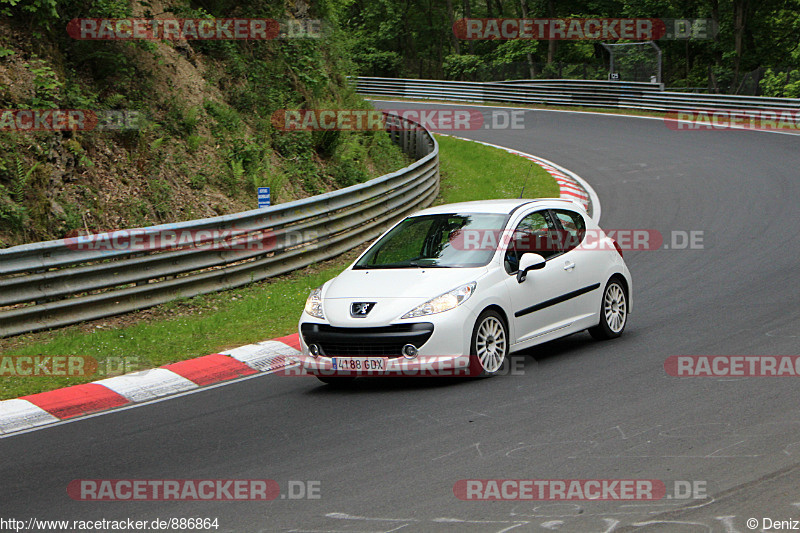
557, 182, 586, 194
1, 339, 300, 437
95, 368, 198, 403
223, 340, 301, 373
0, 399, 59, 435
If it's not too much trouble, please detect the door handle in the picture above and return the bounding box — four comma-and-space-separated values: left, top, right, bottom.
563, 261, 575, 271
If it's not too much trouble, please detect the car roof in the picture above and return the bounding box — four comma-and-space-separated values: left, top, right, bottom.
412, 198, 584, 216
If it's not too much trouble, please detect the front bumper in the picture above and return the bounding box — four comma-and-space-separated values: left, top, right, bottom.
296, 307, 480, 376
290, 352, 474, 377
300, 322, 435, 357
299, 303, 478, 356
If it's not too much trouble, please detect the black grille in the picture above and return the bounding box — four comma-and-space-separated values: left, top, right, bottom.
301, 323, 434, 358
317, 342, 404, 357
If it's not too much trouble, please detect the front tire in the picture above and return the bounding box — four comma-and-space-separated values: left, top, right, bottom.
470, 310, 509, 377
589, 278, 628, 340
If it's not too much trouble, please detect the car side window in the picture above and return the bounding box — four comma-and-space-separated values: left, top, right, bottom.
504, 210, 561, 274
553, 209, 586, 252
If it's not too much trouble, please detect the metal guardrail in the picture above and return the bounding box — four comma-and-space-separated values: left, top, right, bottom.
355, 77, 800, 114
0, 112, 439, 337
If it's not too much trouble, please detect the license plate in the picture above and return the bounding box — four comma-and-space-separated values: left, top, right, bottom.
332, 357, 388, 372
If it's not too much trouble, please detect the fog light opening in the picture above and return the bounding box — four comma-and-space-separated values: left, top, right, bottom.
402, 344, 418, 359
309, 344, 321, 358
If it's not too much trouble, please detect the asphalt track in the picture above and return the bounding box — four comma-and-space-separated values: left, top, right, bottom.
2, 102, 800, 532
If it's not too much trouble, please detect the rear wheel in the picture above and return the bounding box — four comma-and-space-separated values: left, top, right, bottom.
589, 278, 628, 340
470, 310, 509, 377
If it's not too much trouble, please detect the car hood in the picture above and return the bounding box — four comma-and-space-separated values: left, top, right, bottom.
324, 267, 487, 299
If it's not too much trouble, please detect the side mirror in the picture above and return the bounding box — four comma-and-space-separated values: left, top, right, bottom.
516, 253, 546, 283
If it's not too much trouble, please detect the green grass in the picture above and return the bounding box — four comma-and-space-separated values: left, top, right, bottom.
434, 134, 559, 203
0, 136, 558, 399
0, 264, 343, 399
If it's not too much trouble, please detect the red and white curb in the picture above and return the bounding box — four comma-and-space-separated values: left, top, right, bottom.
0, 334, 301, 437
0, 138, 601, 437
486, 145, 592, 213
437, 134, 600, 222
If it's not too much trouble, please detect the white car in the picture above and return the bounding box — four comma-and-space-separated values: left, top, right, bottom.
296, 198, 632, 384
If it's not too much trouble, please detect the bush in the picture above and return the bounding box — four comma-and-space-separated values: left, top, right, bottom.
760, 69, 800, 98
204, 100, 241, 133
443, 54, 484, 81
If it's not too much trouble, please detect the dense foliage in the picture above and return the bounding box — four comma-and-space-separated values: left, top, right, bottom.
339, 0, 800, 95
0, 0, 408, 245
0, 0, 796, 245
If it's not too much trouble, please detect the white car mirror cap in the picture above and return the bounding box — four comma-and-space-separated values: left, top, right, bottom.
519, 253, 546, 272
517, 253, 546, 283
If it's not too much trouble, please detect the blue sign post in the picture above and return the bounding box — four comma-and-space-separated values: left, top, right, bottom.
257, 187, 271, 208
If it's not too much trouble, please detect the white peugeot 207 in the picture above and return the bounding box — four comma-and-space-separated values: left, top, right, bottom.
296, 198, 632, 384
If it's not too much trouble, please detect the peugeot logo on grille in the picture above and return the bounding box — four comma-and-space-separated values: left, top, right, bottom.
350, 302, 376, 317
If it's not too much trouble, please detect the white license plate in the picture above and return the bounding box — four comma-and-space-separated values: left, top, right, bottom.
332, 357, 388, 372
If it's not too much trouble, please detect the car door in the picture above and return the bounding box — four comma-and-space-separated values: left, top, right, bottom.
551, 208, 605, 323
502, 209, 576, 344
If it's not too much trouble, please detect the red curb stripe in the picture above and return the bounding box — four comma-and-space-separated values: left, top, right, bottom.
22, 383, 129, 420
163, 353, 258, 386
274, 333, 301, 351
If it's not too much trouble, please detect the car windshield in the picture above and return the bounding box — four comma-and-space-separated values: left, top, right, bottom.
354, 213, 509, 269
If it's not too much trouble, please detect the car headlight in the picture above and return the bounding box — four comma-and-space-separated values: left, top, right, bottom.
304, 286, 325, 319
401, 282, 476, 319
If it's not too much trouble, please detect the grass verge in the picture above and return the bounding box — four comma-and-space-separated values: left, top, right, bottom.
434, 134, 558, 203
0, 135, 558, 399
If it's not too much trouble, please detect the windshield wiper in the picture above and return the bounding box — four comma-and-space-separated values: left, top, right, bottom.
354, 262, 451, 269
409, 261, 451, 268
